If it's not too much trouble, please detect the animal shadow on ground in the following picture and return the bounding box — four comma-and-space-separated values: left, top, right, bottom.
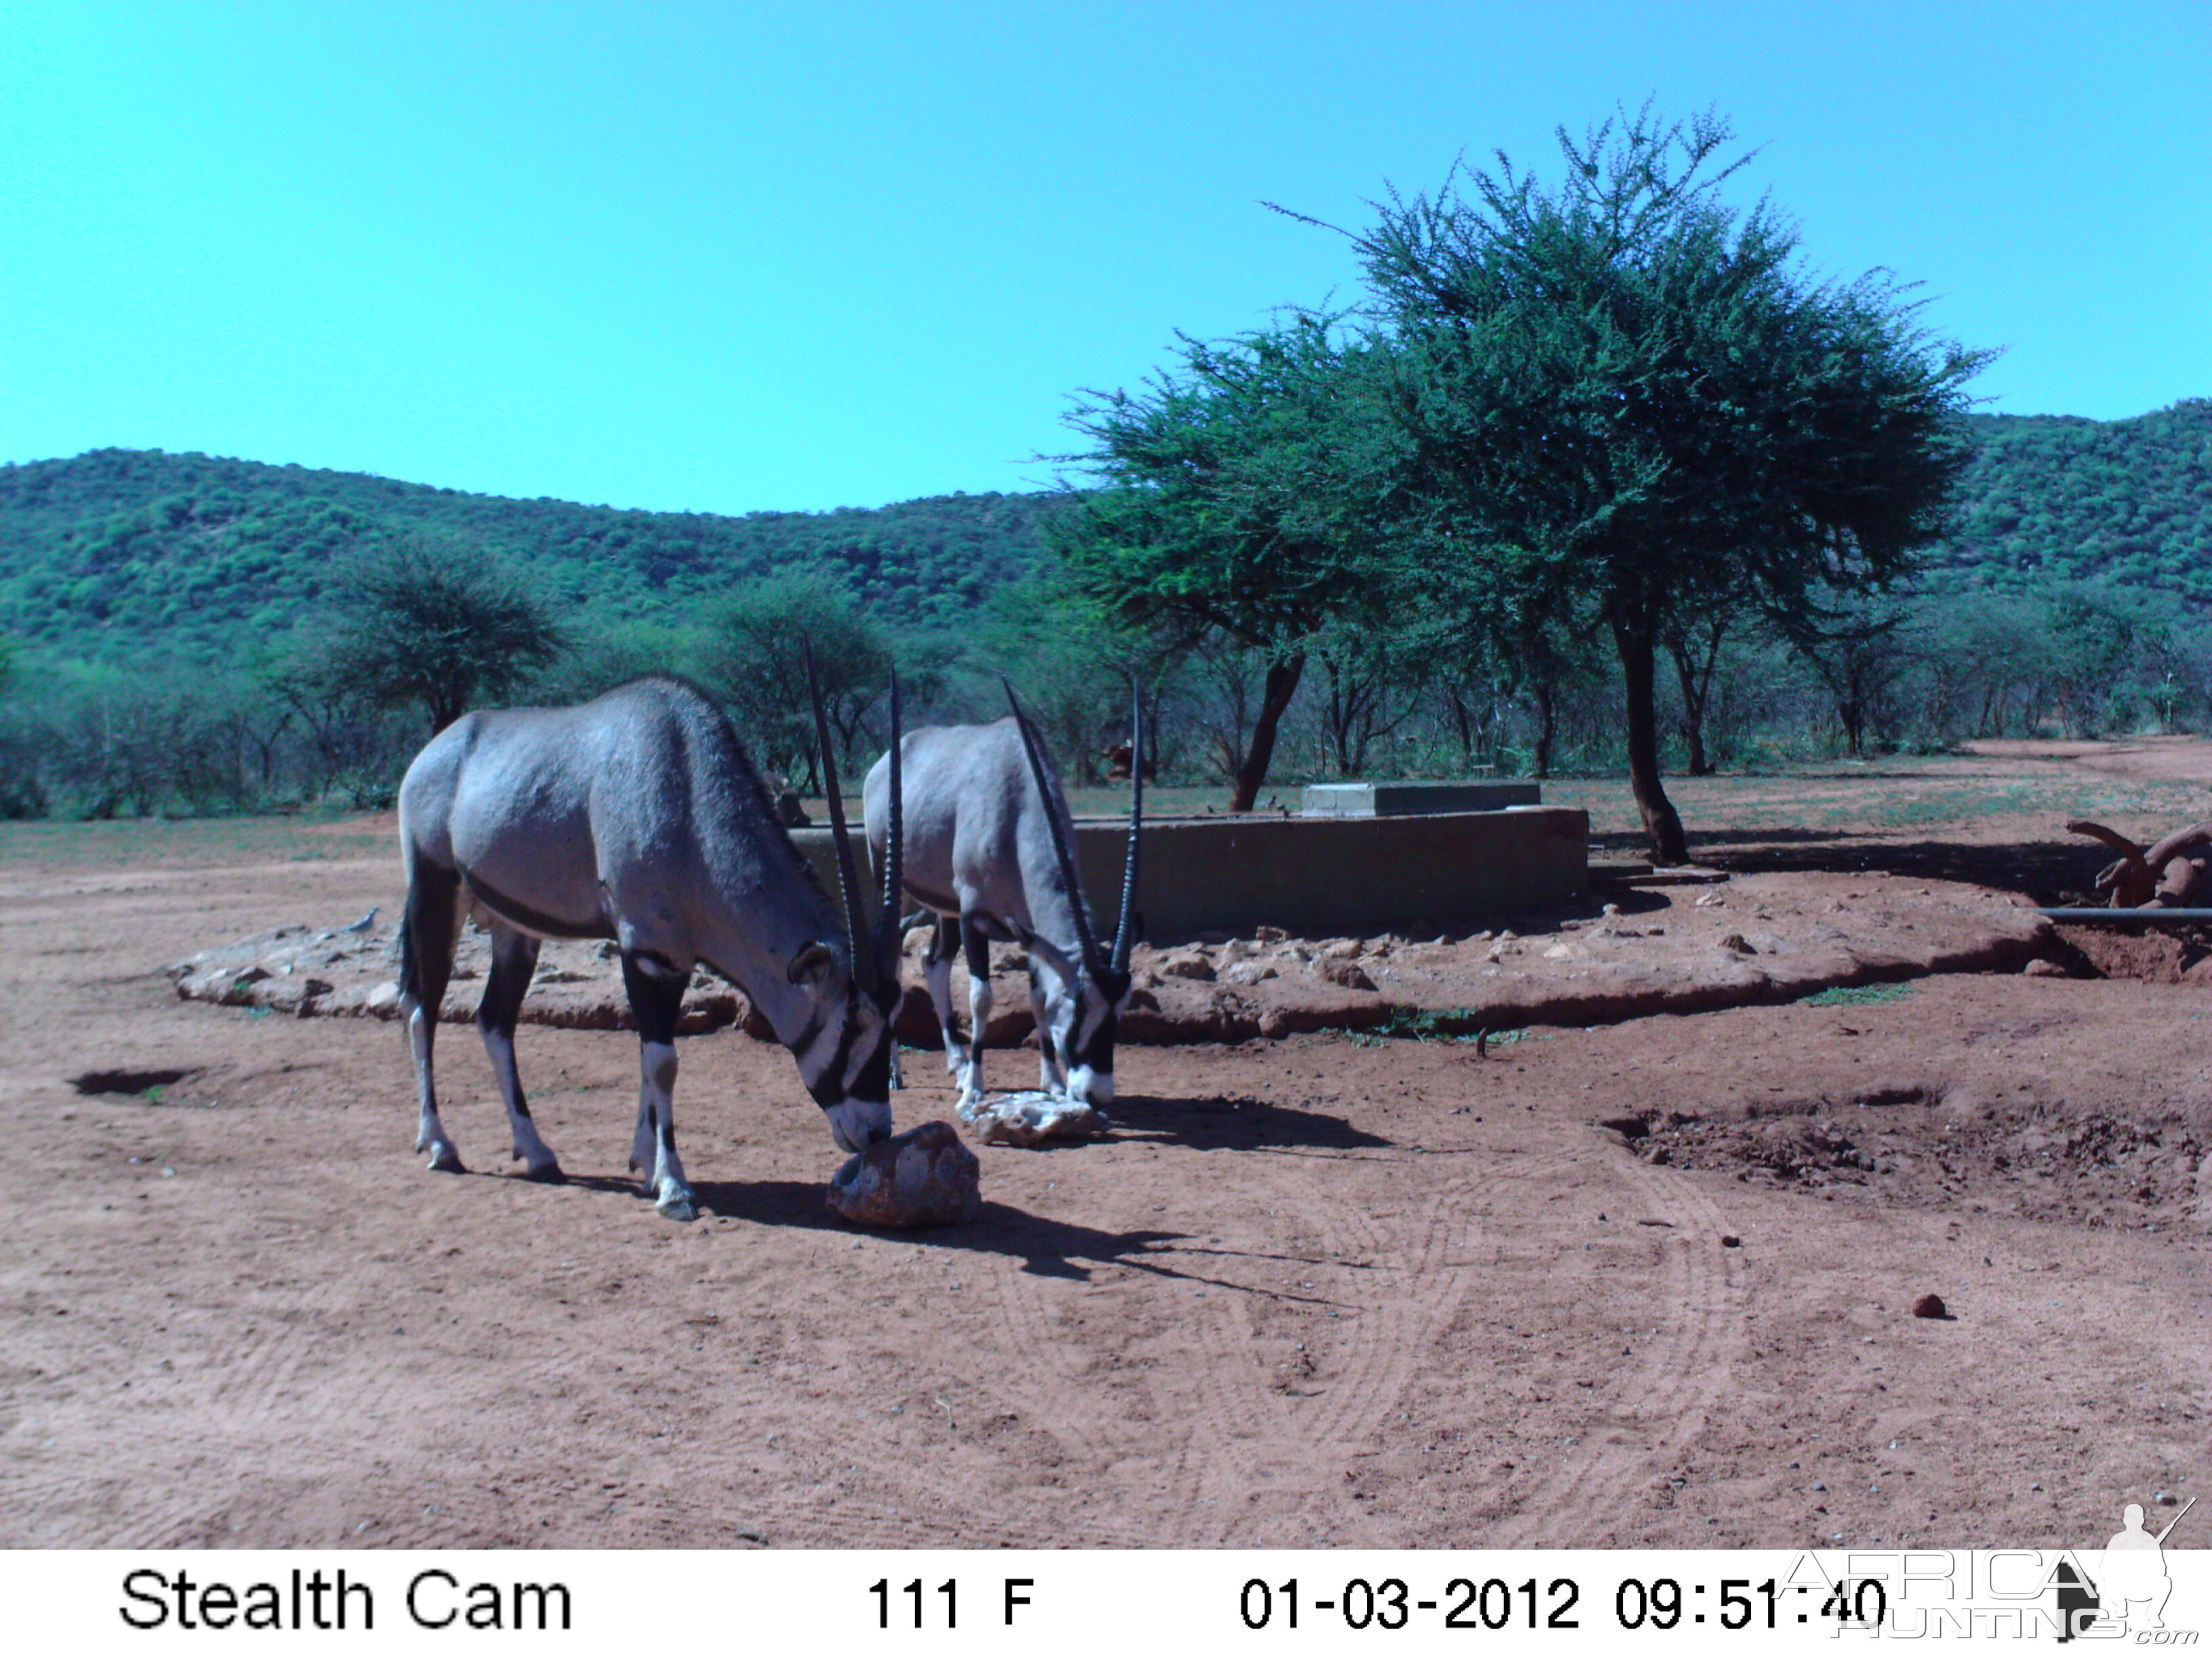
539, 1166, 1343, 1297
1098, 1092, 1393, 1154
685, 1176, 1232, 1287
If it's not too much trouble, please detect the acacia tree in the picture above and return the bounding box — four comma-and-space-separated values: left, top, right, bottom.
1053, 314, 1403, 811
316, 536, 567, 735
1788, 589, 1915, 756
968, 579, 1176, 785
1327, 104, 1988, 861
696, 565, 893, 788
1311, 613, 1433, 777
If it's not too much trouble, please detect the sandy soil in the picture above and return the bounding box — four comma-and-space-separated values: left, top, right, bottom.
3, 742, 2208, 1550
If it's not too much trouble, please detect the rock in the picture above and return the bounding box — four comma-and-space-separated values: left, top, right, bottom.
1717, 933, 1755, 955
1254, 925, 1288, 943
1157, 949, 1215, 981
1255, 985, 1397, 1038
218, 964, 272, 1004
1542, 943, 1574, 960
674, 990, 743, 1035
961, 1089, 1111, 1147
1319, 958, 1378, 992
2022, 958, 2067, 977
1911, 1293, 1950, 1319
365, 981, 403, 1013
826, 1122, 981, 1228
1720, 1234, 1742, 1248
1221, 960, 1278, 986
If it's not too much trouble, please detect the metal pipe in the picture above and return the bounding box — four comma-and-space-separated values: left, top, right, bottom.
2037, 907, 2212, 924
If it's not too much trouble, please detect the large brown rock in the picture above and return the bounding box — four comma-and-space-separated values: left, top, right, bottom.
826, 1122, 981, 1228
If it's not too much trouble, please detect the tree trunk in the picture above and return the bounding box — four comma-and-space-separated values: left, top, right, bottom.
1324, 657, 1354, 776
1229, 653, 1305, 812
1611, 601, 1688, 865
1448, 690, 1477, 769
1666, 621, 1723, 777
1531, 672, 1556, 779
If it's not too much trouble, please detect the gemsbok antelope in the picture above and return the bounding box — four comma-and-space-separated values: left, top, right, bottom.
863, 682, 1141, 1113
394, 670, 902, 1221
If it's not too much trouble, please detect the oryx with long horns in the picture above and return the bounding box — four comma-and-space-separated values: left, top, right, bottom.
393, 665, 902, 1221
863, 682, 1141, 1113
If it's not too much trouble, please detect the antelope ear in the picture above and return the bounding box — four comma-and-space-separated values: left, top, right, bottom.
787, 942, 836, 987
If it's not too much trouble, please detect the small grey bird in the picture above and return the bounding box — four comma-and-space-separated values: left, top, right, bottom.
338, 905, 380, 935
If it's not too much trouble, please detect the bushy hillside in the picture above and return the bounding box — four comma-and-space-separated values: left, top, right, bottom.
1931, 398, 2212, 597
0, 448, 1059, 663
3, 400, 2208, 667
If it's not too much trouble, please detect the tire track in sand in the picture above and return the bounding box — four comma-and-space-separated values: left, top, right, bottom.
1170, 1162, 1483, 1545
1483, 1146, 1747, 1546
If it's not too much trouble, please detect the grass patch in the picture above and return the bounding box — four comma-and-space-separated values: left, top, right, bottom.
1801, 983, 1916, 1007
1340, 1010, 1536, 1046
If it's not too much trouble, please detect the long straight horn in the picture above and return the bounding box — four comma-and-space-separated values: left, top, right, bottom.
1111, 676, 1143, 973
1001, 676, 1103, 972
806, 640, 874, 994
874, 668, 903, 986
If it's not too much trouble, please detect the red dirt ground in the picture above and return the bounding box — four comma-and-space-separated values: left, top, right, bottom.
3, 742, 2207, 1549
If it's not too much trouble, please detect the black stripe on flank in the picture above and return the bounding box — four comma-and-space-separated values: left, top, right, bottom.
457, 861, 615, 941
901, 877, 962, 916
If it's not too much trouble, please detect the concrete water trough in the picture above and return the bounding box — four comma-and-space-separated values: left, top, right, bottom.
793, 790, 1588, 939
1300, 779, 1542, 816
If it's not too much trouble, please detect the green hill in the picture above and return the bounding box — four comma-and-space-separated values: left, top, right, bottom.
1930, 398, 2212, 598
3, 400, 2208, 668
0, 448, 1059, 665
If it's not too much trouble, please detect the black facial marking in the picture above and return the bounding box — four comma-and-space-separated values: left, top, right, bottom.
1076, 1006, 1119, 1072
802, 1001, 863, 1109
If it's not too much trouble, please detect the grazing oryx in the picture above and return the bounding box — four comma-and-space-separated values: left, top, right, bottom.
863, 684, 1141, 1112
394, 672, 903, 1221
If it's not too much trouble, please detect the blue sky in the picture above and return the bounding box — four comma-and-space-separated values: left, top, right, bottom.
2, 2, 2205, 515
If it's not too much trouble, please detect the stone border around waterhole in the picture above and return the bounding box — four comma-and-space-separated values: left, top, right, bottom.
164, 872, 2063, 1045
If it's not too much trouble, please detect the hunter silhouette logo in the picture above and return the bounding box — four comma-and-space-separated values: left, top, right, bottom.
2060, 1495, 2197, 1640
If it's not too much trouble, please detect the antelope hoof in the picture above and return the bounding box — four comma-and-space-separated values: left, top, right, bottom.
424, 1143, 464, 1175
521, 1159, 566, 1184
656, 1186, 697, 1223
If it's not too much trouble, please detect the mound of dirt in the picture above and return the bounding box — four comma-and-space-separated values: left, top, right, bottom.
1609, 1090, 2207, 1234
